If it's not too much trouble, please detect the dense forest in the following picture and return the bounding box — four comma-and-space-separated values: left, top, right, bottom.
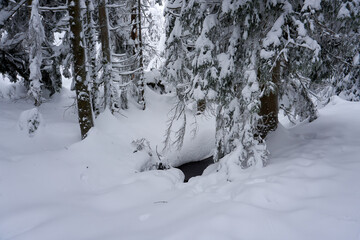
1, 1, 360, 239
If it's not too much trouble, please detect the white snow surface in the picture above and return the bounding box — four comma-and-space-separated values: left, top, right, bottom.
1, 87, 360, 239
302, 0, 322, 11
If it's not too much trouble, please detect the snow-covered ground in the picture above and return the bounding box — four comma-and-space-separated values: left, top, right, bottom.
1, 85, 360, 240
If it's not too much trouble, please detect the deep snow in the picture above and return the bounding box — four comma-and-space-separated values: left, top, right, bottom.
1, 85, 360, 240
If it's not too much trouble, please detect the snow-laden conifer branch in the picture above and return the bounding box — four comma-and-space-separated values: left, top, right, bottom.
0, 0, 27, 26
112, 67, 143, 75
106, 4, 127, 8
163, 100, 186, 151
38, 6, 68, 11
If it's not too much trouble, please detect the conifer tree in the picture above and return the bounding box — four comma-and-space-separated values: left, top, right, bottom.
310, 0, 360, 101
0, 0, 31, 84
99, 0, 117, 112
130, 0, 146, 109
84, 0, 100, 115
28, 0, 44, 106
186, 0, 218, 114
107, 1, 130, 110
69, 0, 94, 139
0, 0, 67, 97
163, 0, 327, 170
163, 0, 193, 98
214, 0, 267, 167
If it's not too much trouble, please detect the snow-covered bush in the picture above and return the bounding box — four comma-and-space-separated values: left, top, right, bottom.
132, 138, 153, 156
0, 75, 27, 100
144, 69, 167, 94
18, 108, 43, 137
0, 83, 27, 100
132, 138, 170, 171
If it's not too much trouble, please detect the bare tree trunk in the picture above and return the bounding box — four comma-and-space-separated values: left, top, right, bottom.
258, 60, 280, 139
69, 0, 94, 139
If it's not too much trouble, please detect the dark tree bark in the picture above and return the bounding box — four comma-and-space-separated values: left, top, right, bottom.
27, 0, 32, 17
69, 0, 94, 139
258, 60, 280, 139
196, 99, 206, 114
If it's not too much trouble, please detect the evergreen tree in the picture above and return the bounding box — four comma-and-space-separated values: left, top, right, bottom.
0, 0, 30, 84
163, 0, 335, 170
84, 0, 100, 115
163, 0, 193, 99
39, 0, 67, 96
69, 0, 94, 139
129, 0, 146, 109
0, 0, 67, 98
99, 0, 118, 113
310, 0, 360, 101
142, 0, 164, 70
186, 0, 218, 114
162, 0, 199, 150
214, 0, 267, 168
99, 0, 149, 111
28, 0, 44, 106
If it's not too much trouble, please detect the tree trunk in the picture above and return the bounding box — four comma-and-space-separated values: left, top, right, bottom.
27, 0, 32, 18
98, 0, 113, 111
69, 0, 94, 139
197, 99, 206, 114
85, 0, 99, 116
130, 0, 145, 109
137, 0, 145, 109
258, 60, 280, 139
28, 0, 43, 106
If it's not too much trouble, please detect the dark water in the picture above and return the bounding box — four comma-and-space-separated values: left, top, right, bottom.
177, 156, 214, 182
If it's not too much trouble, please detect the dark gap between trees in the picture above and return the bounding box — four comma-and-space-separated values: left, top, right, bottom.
176, 156, 214, 182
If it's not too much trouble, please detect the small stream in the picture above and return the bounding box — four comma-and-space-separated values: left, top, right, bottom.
176, 156, 214, 182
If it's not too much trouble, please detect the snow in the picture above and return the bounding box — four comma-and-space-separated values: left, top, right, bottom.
301, 36, 321, 60
18, 107, 43, 137
353, 52, 359, 66
167, 18, 182, 43
1, 81, 360, 239
338, 3, 351, 18
0, 76, 27, 100
217, 53, 234, 79
262, 15, 284, 48
294, 19, 307, 37
260, 49, 275, 59
302, 0, 322, 11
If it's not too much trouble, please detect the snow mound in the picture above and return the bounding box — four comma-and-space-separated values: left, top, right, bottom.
18, 107, 44, 137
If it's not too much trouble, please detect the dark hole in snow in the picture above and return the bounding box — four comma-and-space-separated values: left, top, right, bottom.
176, 156, 214, 182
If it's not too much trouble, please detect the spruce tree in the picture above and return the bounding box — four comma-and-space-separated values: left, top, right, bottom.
69, 0, 94, 139
99, 0, 117, 112
28, 0, 44, 106
84, 0, 100, 116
